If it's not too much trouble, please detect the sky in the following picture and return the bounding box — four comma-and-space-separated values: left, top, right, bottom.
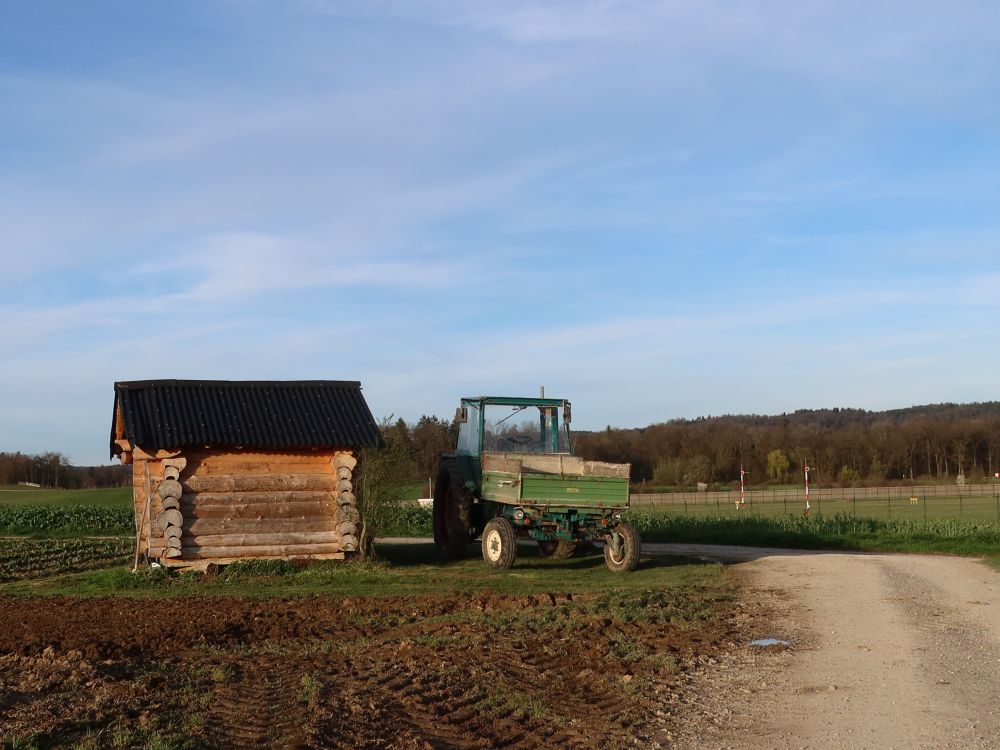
2, 0, 1000, 465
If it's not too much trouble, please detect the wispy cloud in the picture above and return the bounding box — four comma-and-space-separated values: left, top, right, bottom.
3, 0, 1000, 462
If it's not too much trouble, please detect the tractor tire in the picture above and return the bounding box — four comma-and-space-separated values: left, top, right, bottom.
603, 520, 640, 573
482, 517, 517, 570
433, 460, 472, 561
537, 540, 577, 559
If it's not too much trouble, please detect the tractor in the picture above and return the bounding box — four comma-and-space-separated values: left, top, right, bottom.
433, 395, 640, 572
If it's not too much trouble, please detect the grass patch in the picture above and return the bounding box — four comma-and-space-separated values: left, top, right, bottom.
2, 542, 726, 599
630, 511, 1000, 555
0, 487, 132, 508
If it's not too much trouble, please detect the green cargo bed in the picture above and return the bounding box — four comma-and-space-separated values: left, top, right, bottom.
480, 452, 630, 509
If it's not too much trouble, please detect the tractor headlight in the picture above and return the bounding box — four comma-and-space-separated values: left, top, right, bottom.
612, 511, 622, 521
513, 508, 525, 521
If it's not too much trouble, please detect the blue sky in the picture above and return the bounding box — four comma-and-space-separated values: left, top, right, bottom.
2, 0, 1000, 465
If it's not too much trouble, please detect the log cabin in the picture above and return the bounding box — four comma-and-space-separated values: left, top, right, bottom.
110, 380, 381, 568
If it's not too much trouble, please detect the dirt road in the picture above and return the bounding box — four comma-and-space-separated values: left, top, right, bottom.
650, 544, 1000, 750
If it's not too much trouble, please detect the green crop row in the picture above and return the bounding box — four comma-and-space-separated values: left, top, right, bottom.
0, 538, 132, 581
0, 505, 134, 536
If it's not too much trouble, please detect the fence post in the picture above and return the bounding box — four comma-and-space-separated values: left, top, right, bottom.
887, 490, 891, 517
783, 491, 787, 515
959, 488, 963, 518
853, 492, 856, 516
923, 493, 927, 521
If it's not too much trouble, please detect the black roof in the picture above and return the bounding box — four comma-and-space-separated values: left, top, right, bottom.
111, 380, 381, 458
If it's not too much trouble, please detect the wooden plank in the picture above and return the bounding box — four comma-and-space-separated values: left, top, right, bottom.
179, 543, 344, 559
183, 474, 341, 493
182, 517, 338, 535
184, 450, 334, 476
180, 491, 335, 506
180, 502, 338, 519
182, 530, 341, 547
133, 447, 183, 460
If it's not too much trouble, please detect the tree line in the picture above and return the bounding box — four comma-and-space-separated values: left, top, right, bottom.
574, 402, 1000, 488
9, 401, 1000, 492
371, 403, 1000, 489
0, 452, 130, 489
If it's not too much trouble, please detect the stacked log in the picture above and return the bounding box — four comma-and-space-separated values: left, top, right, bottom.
155, 458, 187, 560
332, 451, 359, 551
137, 449, 361, 565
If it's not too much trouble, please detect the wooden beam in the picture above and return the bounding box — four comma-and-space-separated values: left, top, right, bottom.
133, 447, 183, 461
179, 501, 338, 519
182, 517, 338, 535
180, 490, 335, 506
162, 552, 346, 569
178, 543, 344, 559
156, 509, 183, 530
332, 452, 357, 471
183, 474, 341, 493
157, 479, 183, 500
182, 530, 341, 547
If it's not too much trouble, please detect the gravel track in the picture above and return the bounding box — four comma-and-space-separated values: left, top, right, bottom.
647, 544, 1000, 750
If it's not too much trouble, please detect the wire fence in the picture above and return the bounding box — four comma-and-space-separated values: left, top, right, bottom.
631, 483, 1000, 521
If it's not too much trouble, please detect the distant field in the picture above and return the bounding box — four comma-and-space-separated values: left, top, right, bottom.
0, 486, 131, 507
642, 495, 1000, 522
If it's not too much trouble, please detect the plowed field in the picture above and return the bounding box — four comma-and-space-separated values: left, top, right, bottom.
0, 582, 740, 749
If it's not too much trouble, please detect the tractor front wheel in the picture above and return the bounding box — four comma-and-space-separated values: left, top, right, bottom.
482, 517, 517, 570
603, 521, 640, 573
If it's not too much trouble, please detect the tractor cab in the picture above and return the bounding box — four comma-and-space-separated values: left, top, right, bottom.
455, 396, 572, 457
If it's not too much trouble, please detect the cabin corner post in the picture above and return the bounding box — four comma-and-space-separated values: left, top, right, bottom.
332, 451, 359, 552
156, 457, 188, 562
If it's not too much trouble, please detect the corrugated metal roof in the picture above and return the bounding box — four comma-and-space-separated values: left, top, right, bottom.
111, 380, 381, 458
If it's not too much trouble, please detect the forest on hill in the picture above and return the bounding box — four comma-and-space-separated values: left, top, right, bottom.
573, 401, 1000, 487
380, 402, 1000, 489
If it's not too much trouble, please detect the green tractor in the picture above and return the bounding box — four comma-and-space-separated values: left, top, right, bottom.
433, 395, 640, 572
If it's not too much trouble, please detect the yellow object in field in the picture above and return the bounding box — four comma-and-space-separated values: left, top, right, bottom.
910, 496, 919, 505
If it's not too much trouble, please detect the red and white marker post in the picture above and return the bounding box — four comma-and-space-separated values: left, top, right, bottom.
804, 464, 811, 517
738, 465, 747, 509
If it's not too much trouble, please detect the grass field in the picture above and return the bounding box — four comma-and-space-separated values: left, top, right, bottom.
630, 512, 1000, 556
0, 486, 131, 507
0, 541, 726, 599
643, 494, 1000, 522
4, 485, 1000, 557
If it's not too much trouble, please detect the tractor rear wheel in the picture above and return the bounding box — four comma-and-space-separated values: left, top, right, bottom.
433, 462, 472, 560
603, 521, 640, 573
482, 517, 517, 570
537, 540, 577, 559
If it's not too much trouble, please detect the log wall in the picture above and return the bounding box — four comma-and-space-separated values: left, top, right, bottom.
132, 448, 359, 566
